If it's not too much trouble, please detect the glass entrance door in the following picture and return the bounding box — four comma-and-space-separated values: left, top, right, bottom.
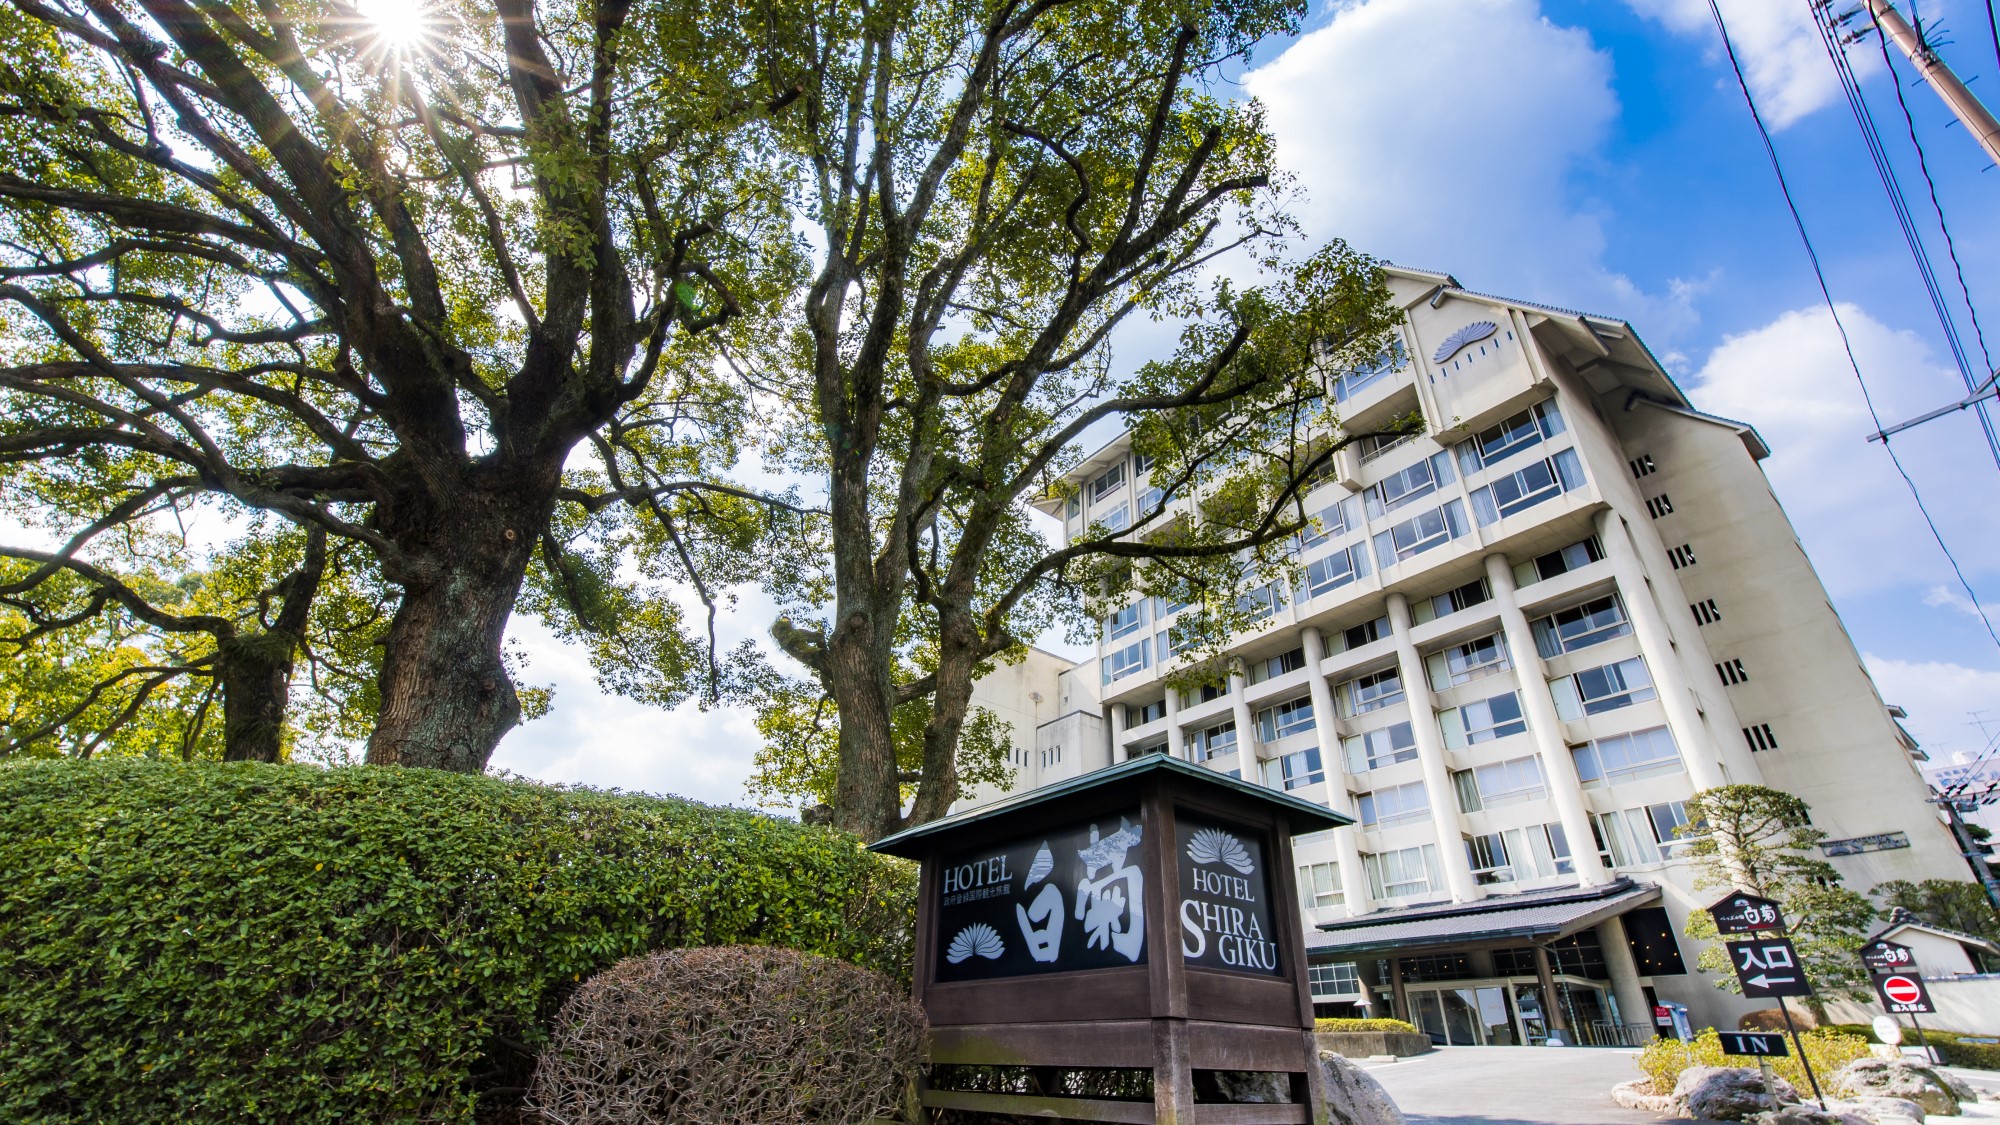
1512, 983, 1548, 1046
1475, 986, 1516, 1045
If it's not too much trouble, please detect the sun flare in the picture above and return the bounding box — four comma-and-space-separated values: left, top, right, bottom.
349, 0, 437, 57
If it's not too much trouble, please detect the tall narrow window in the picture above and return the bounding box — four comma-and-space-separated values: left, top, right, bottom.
1690, 598, 1722, 626
1668, 544, 1697, 569
1645, 494, 1675, 519
1630, 454, 1656, 479
1715, 658, 1748, 686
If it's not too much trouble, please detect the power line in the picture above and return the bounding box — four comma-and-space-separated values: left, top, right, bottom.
1810, 1, 2000, 473
1702, 0, 2000, 654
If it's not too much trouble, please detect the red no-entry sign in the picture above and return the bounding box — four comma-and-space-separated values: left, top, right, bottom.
1874, 972, 1933, 1014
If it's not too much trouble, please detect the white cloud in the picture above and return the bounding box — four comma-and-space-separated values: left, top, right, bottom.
1623, 0, 1864, 130
1864, 653, 2000, 762
1923, 584, 2000, 623
1246, 0, 1696, 330
1687, 303, 2000, 597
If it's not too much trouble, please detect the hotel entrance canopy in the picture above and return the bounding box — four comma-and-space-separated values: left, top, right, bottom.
1305, 879, 1660, 957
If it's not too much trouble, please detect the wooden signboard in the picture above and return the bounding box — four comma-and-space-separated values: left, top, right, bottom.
871, 753, 1351, 1125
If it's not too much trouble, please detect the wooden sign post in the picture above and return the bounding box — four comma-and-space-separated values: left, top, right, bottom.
870, 754, 1351, 1124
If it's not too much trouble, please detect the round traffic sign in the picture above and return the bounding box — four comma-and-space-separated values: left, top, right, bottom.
1882, 975, 1922, 1005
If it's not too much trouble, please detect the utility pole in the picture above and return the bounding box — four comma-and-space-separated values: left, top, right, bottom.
1859, 0, 2000, 167
1928, 794, 2000, 913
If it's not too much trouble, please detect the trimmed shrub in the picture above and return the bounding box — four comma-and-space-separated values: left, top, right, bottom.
1635, 1027, 1870, 1099
525, 945, 926, 1124
1314, 1017, 1421, 1035
1822, 1024, 2000, 1071
0, 760, 916, 1124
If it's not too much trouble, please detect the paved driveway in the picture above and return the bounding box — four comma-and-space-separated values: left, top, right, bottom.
1359, 1046, 1680, 1125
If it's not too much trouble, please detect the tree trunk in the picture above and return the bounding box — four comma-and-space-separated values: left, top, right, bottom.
217, 631, 297, 763
826, 618, 904, 841
366, 493, 541, 773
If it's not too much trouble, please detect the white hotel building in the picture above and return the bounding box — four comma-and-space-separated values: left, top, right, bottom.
983, 266, 1967, 1045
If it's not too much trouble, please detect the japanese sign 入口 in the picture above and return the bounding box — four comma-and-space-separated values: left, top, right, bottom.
1175, 814, 1280, 976
932, 811, 1148, 982
1729, 937, 1812, 998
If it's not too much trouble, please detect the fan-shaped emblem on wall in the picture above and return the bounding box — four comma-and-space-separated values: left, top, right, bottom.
1431, 320, 1499, 364
1024, 841, 1055, 888
945, 923, 1006, 963
1186, 827, 1254, 874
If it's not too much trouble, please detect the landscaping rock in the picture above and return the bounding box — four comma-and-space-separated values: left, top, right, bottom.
1674, 1065, 1797, 1121
1612, 1078, 1678, 1114
1831, 1058, 1962, 1117
1752, 1104, 1872, 1125
1828, 1095, 1925, 1124
1318, 1049, 1406, 1125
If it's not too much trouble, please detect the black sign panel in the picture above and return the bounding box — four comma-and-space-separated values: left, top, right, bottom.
932, 811, 1148, 983
1710, 891, 1786, 935
1873, 972, 1934, 1015
1719, 1032, 1791, 1057
1175, 814, 1281, 976
1729, 937, 1812, 998
1861, 940, 1918, 976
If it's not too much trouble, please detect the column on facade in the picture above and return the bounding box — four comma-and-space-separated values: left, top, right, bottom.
1593, 510, 1728, 790
1164, 686, 1186, 760
1386, 593, 1482, 903
1596, 917, 1650, 1037
1228, 669, 1257, 782
1483, 553, 1614, 888
1302, 626, 1374, 918
1110, 703, 1129, 762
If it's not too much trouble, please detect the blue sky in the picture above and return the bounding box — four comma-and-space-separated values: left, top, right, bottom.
495, 0, 2000, 802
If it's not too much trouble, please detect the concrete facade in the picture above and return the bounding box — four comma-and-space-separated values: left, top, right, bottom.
986, 267, 1968, 1040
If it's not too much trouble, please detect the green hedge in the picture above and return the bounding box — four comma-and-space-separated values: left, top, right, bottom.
1822, 1023, 2000, 1071
0, 759, 916, 1123
1314, 1017, 1421, 1035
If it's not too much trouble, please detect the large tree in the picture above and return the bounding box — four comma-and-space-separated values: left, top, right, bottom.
738, 0, 1406, 840
0, 0, 797, 770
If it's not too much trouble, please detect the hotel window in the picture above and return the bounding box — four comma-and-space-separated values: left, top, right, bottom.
1097, 502, 1131, 533
1237, 580, 1280, 623
1132, 450, 1155, 476
1363, 451, 1456, 519
1308, 961, 1362, 997
1363, 844, 1444, 899
1104, 600, 1147, 641
1468, 824, 1574, 886
1065, 492, 1081, 520
1264, 747, 1326, 792
1138, 482, 1171, 512
1356, 429, 1417, 464
1178, 679, 1227, 709
1301, 496, 1364, 550
1129, 698, 1168, 727
1257, 696, 1317, 742
1552, 656, 1657, 719
1358, 780, 1430, 828
1531, 595, 1631, 658
1299, 862, 1345, 910
1441, 690, 1527, 748
1426, 632, 1510, 690
1451, 754, 1546, 813
1412, 579, 1490, 624
1190, 720, 1238, 762
1372, 500, 1471, 568
1248, 647, 1307, 685
1102, 638, 1151, 685
1517, 536, 1606, 586
1646, 494, 1675, 519
1571, 725, 1684, 787
1469, 449, 1585, 526
1301, 545, 1371, 600
1591, 800, 1699, 867
1343, 721, 1418, 774
1744, 723, 1779, 751
1336, 667, 1404, 717
1329, 351, 1400, 403
1154, 591, 1194, 619
1691, 598, 1722, 625
1340, 614, 1392, 652
1456, 400, 1566, 473
1090, 462, 1126, 503
1157, 624, 1204, 664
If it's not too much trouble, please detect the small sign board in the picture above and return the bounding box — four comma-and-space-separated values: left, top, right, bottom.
1710, 891, 1786, 935
1730, 937, 1813, 998
1861, 939, 1918, 976
1873, 972, 1934, 1015
1175, 814, 1280, 976
931, 810, 1148, 982
1719, 1032, 1791, 1058
1822, 832, 1911, 857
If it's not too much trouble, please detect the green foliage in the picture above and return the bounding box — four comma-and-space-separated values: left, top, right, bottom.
1313, 1017, 1421, 1035
1821, 1024, 2000, 1070
1681, 785, 1878, 1007
0, 759, 915, 1123
1635, 1027, 1870, 1098
1872, 878, 2000, 944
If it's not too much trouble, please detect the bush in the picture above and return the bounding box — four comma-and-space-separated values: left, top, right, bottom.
1636, 1027, 1870, 1097
1314, 1018, 1421, 1035
0, 759, 916, 1124
526, 946, 925, 1124
1821, 1024, 2000, 1071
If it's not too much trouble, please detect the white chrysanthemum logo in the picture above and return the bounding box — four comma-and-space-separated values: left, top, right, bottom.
945, 923, 1006, 963
1431, 320, 1499, 364
1186, 828, 1253, 874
